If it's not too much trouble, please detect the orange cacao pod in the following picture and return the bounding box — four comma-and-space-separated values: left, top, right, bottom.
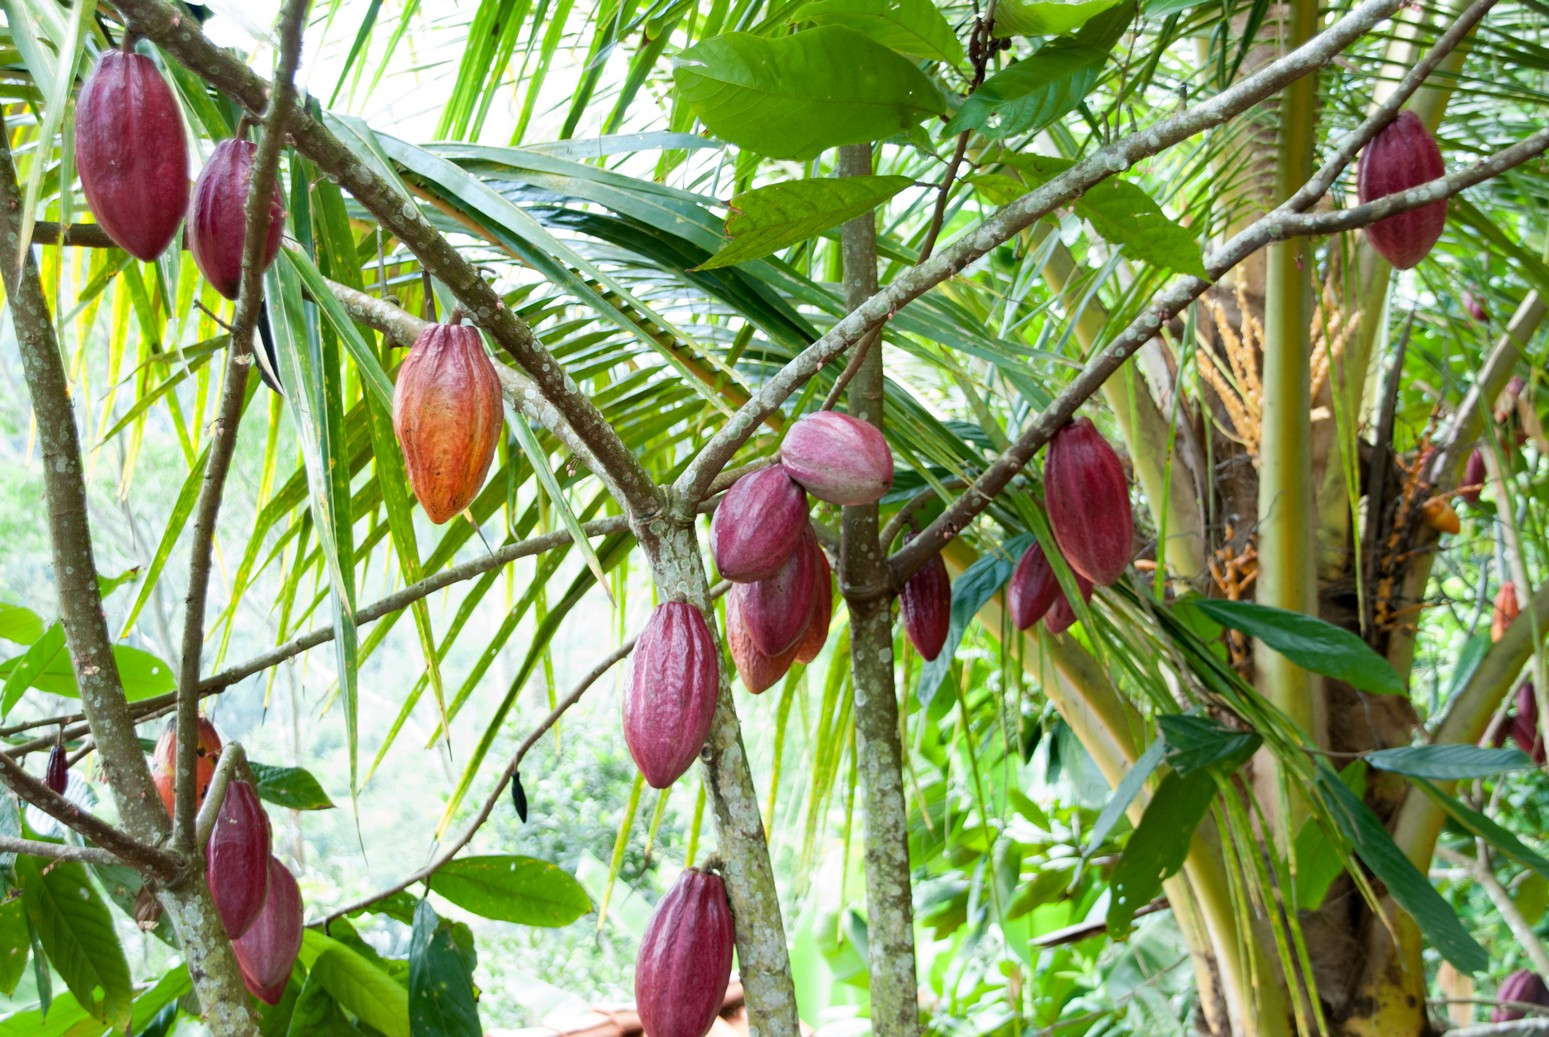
736, 524, 822, 656
44, 745, 67, 795
1044, 418, 1134, 586
711, 464, 809, 582
899, 534, 950, 660
187, 139, 285, 299
75, 51, 189, 262
232, 857, 303, 1005
623, 603, 720, 788
1357, 110, 1447, 270
205, 780, 273, 939
1495, 968, 1549, 1022
1493, 581, 1519, 643
636, 868, 735, 1037
779, 411, 894, 506
392, 319, 504, 524
794, 539, 832, 665
728, 592, 799, 694
151, 717, 222, 817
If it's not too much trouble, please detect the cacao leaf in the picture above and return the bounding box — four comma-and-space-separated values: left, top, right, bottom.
993, 0, 1124, 37
1157, 714, 1261, 776
0, 641, 175, 705
698, 175, 914, 271
409, 900, 481, 1037
1417, 779, 1549, 882
250, 763, 336, 811
943, 43, 1107, 139
1179, 598, 1404, 696
1367, 745, 1534, 780
0, 896, 28, 997
305, 939, 410, 1037
15, 856, 132, 1029
0, 603, 45, 646
792, 0, 964, 62
429, 855, 591, 927
1106, 768, 1215, 936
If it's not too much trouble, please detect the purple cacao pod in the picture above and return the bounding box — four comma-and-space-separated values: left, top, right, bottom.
1045, 570, 1094, 636
636, 868, 735, 1037
1463, 290, 1489, 323
711, 465, 809, 583
205, 779, 273, 939
187, 138, 286, 299
1357, 110, 1447, 270
1511, 683, 1546, 766
1494, 968, 1549, 1022
794, 540, 832, 665
899, 535, 951, 661
728, 593, 799, 694
75, 51, 189, 262
1459, 447, 1487, 503
779, 411, 894, 506
1009, 541, 1060, 631
624, 603, 720, 788
736, 524, 821, 656
1044, 418, 1134, 586
44, 745, 67, 795
232, 857, 302, 1005
392, 320, 504, 524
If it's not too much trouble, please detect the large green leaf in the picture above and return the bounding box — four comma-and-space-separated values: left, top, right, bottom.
1367, 745, 1535, 780
943, 43, 1107, 139
0, 603, 45, 646
428, 855, 592, 927
699, 175, 915, 270
250, 762, 336, 811
1179, 598, 1404, 696
673, 28, 943, 160
792, 0, 964, 63
0, 639, 174, 704
15, 856, 131, 1030
409, 900, 481, 1037
1107, 769, 1215, 936
994, 0, 1124, 36
305, 936, 410, 1037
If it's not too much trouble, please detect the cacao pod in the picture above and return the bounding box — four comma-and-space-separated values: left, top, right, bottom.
1463, 290, 1489, 324
737, 524, 822, 656
1357, 110, 1447, 270
1043, 418, 1134, 586
711, 465, 809, 583
1494, 968, 1549, 1022
134, 885, 163, 931
1497, 375, 1527, 424
635, 868, 735, 1037
727, 592, 799, 694
794, 540, 832, 665
1511, 683, 1546, 766
899, 534, 951, 661
623, 603, 720, 788
1493, 581, 1519, 643
1459, 448, 1486, 503
1009, 541, 1060, 631
1420, 497, 1460, 535
1045, 570, 1094, 636
151, 717, 222, 817
392, 319, 504, 524
187, 139, 286, 299
232, 857, 303, 1005
44, 745, 67, 795
779, 411, 894, 506
75, 51, 189, 262
205, 780, 273, 939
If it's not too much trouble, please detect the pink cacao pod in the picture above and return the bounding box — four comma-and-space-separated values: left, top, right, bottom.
636, 868, 735, 1037
1044, 419, 1133, 586
1044, 570, 1094, 636
75, 52, 189, 262
624, 603, 720, 788
794, 540, 832, 665
1009, 541, 1060, 630
1459, 448, 1487, 503
1463, 290, 1489, 323
899, 535, 951, 661
1357, 110, 1447, 270
711, 465, 808, 583
44, 745, 68, 795
187, 139, 286, 299
205, 779, 273, 939
736, 524, 822, 656
728, 593, 799, 694
1511, 683, 1546, 766
1494, 968, 1549, 1022
392, 320, 504, 524
232, 857, 302, 1005
779, 411, 894, 506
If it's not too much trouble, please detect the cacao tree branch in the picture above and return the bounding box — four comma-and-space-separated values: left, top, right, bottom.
0, 835, 129, 868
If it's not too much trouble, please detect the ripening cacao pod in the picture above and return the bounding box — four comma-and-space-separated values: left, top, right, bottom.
1009, 541, 1059, 631
1463, 290, 1489, 323
44, 745, 67, 795
794, 541, 832, 665
187, 139, 286, 299
1459, 448, 1487, 503
635, 868, 735, 1037
205, 780, 273, 939
1044, 419, 1134, 586
737, 524, 822, 656
779, 411, 894, 506
1493, 581, 1519, 643
623, 603, 720, 788
1357, 110, 1447, 270
728, 593, 799, 694
1494, 968, 1549, 1022
151, 717, 223, 817
75, 51, 189, 262
392, 319, 503, 524
232, 857, 303, 1005
899, 535, 951, 661
711, 465, 809, 583
1420, 497, 1460, 535
1045, 570, 1094, 636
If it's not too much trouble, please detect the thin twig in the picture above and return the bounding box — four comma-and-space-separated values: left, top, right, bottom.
0, 835, 130, 869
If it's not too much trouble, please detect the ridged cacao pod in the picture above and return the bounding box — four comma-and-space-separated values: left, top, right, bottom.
44, 745, 67, 795
187, 139, 286, 299
1494, 968, 1549, 1022
1044, 418, 1134, 586
1009, 541, 1059, 631
737, 524, 821, 656
1511, 683, 1546, 766
711, 465, 808, 583
151, 717, 222, 817
899, 534, 951, 661
1045, 570, 1094, 636
75, 52, 189, 262
1459, 448, 1487, 503
794, 541, 832, 665
392, 320, 503, 524
205, 780, 273, 939
1357, 110, 1447, 270
636, 868, 735, 1037
779, 411, 894, 506
623, 603, 720, 788
1493, 581, 1519, 643
232, 857, 303, 1005
727, 593, 799, 694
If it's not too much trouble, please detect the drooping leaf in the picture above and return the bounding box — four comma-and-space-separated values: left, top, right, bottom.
792, 0, 964, 63
943, 43, 1107, 139
15, 855, 132, 1030
1419, 779, 1549, 882
1367, 745, 1535, 780
305, 938, 410, 1037
409, 900, 481, 1037
1179, 598, 1404, 696
428, 855, 592, 927
1107, 768, 1216, 936
249, 762, 336, 811
698, 175, 915, 271
0, 896, 28, 997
